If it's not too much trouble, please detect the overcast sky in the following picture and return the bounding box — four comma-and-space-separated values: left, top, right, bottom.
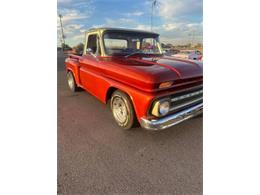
57, 0, 202, 46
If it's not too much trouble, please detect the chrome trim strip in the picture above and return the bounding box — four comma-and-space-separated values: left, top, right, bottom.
169, 97, 203, 111
171, 89, 203, 102
140, 103, 203, 131
168, 85, 203, 97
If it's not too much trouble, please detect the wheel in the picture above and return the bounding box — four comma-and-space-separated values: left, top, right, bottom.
110, 90, 137, 130
196, 113, 203, 118
66, 71, 79, 92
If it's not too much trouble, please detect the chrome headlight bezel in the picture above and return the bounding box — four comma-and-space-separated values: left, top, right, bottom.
151, 98, 171, 117
159, 100, 170, 116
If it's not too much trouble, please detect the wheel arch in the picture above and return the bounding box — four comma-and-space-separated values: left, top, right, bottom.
105, 86, 134, 105
66, 67, 80, 86
106, 87, 118, 103
66, 67, 74, 75
104, 81, 153, 123
105, 86, 137, 115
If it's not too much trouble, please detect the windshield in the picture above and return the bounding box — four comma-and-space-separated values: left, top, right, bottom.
103, 31, 162, 56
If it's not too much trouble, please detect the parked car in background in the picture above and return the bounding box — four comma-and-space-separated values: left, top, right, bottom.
172, 50, 202, 60
163, 48, 180, 56
65, 28, 203, 130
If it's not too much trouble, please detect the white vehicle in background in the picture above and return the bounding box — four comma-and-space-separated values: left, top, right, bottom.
172, 50, 203, 60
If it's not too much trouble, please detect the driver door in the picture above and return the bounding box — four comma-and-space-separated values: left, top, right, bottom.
79, 33, 103, 97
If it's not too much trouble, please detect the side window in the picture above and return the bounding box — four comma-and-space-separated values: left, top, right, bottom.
87, 34, 97, 54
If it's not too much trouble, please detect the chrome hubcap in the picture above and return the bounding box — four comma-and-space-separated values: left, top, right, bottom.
68, 74, 74, 89
112, 97, 128, 124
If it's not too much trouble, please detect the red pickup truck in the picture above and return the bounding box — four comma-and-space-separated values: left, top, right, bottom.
65, 28, 203, 130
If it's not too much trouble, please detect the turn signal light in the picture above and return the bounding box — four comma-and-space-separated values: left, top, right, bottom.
159, 81, 173, 88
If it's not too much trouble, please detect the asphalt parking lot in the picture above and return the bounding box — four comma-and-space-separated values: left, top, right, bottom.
57, 51, 203, 194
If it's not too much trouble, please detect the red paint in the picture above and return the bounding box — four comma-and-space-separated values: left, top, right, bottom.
163, 56, 201, 68
65, 53, 203, 122
129, 57, 182, 78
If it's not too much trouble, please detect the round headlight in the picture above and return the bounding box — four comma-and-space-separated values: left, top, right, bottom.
159, 101, 170, 116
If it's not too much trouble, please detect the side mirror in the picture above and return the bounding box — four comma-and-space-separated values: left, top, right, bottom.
85, 48, 98, 60
86, 48, 93, 53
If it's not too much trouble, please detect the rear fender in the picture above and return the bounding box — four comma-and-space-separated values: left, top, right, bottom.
65, 56, 81, 86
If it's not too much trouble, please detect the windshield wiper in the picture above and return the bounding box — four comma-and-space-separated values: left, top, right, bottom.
124, 52, 144, 58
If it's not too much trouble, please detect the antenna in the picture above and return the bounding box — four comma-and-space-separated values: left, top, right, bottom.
151, 0, 157, 31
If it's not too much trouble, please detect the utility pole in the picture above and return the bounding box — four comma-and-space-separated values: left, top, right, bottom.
59, 14, 66, 50
151, 0, 157, 31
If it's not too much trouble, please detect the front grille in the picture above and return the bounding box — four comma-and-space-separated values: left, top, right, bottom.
148, 85, 203, 118
169, 86, 203, 114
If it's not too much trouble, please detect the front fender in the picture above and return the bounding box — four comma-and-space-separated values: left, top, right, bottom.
104, 77, 155, 122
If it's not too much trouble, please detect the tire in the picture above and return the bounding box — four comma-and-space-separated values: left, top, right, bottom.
66, 71, 79, 92
110, 90, 137, 130
196, 113, 203, 118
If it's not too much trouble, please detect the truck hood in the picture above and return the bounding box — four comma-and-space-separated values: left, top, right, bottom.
135, 56, 202, 79
100, 55, 203, 92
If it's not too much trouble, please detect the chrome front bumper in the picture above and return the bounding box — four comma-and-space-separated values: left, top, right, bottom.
140, 103, 203, 131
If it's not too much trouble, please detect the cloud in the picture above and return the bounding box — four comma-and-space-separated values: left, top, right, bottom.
57, 0, 72, 4
145, 0, 203, 44
124, 11, 144, 17
57, 0, 95, 46
159, 22, 202, 44
90, 24, 105, 29
135, 24, 161, 31
135, 24, 150, 31
58, 9, 89, 24
71, 34, 84, 41
58, 0, 94, 8
59, 24, 84, 35
57, 0, 95, 25
57, 0, 202, 46
88, 16, 202, 44
59, 32, 84, 47
67, 24, 83, 30
156, 0, 202, 20
131, 11, 144, 16
162, 23, 178, 31
88, 18, 137, 30
104, 18, 137, 28
79, 29, 86, 33
90, 18, 149, 31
